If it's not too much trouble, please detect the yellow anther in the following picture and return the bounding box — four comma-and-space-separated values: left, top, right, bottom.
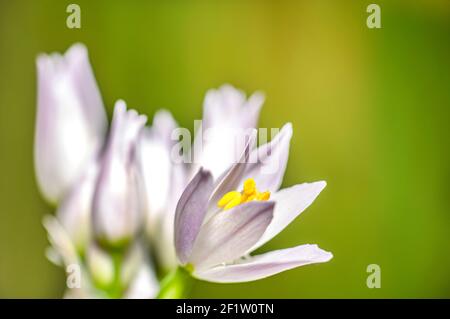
243, 178, 256, 196
257, 191, 271, 201
217, 179, 271, 211
217, 191, 241, 208
224, 193, 242, 210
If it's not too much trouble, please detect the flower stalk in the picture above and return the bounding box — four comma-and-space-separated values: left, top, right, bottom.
157, 267, 193, 299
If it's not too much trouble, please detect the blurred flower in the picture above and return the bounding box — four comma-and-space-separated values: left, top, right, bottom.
35, 43, 107, 204
92, 101, 147, 247
138, 111, 188, 271
174, 125, 332, 283
44, 215, 159, 298
191, 84, 264, 179
35, 44, 161, 298
56, 160, 99, 254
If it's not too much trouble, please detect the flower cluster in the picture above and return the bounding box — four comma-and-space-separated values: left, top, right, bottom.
35, 43, 332, 298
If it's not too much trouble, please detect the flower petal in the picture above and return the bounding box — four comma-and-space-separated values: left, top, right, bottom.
35, 43, 107, 204
188, 201, 274, 271
193, 84, 264, 178
92, 100, 147, 245
138, 111, 187, 271
56, 160, 99, 252
139, 127, 173, 230
196, 244, 332, 283
124, 262, 159, 299
206, 130, 257, 216
250, 181, 327, 251
241, 122, 292, 193
174, 168, 214, 265
202, 84, 264, 131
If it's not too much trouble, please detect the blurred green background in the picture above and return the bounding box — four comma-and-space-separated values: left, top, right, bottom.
0, 0, 449, 298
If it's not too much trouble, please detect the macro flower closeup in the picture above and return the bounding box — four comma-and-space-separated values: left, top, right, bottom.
1, 0, 448, 302
34, 42, 332, 298
174, 125, 332, 283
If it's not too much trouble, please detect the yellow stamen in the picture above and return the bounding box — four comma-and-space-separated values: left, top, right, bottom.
243, 178, 256, 195
224, 194, 242, 210
218, 191, 242, 209
257, 191, 271, 201
217, 178, 271, 211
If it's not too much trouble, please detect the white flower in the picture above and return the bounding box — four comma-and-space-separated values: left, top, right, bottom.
174, 125, 332, 283
35, 43, 107, 204
139, 85, 264, 272
138, 111, 188, 271
92, 101, 147, 247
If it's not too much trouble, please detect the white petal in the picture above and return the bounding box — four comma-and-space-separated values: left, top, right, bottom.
196, 244, 332, 283
56, 160, 99, 252
193, 84, 264, 178
241, 122, 293, 192
138, 110, 180, 235
250, 181, 327, 252
35, 43, 107, 204
189, 201, 274, 271
124, 263, 159, 299
92, 101, 147, 245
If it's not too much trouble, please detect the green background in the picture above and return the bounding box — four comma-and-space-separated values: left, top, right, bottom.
0, 0, 449, 298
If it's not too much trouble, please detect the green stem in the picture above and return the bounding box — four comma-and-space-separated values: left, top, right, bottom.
157, 267, 193, 299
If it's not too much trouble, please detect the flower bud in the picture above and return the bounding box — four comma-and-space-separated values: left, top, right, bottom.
92, 100, 147, 248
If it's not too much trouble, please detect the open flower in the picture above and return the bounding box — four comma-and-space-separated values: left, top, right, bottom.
174, 125, 332, 283
139, 85, 264, 272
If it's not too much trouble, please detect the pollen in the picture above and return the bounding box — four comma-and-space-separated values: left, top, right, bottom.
217, 178, 271, 210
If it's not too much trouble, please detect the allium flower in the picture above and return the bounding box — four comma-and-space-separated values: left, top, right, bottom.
35, 44, 160, 298
92, 100, 147, 247
35, 43, 107, 204
174, 125, 332, 283
140, 85, 264, 272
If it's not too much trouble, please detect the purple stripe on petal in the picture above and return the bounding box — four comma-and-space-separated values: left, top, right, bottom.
188, 201, 274, 271
174, 168, 214, 265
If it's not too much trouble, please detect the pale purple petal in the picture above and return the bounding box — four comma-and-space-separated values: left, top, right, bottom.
192, 84, 264, 179
196, 244, 332, 283
35, 43, 107, 204
174, 168, 213, 265
202, 84, 264, 131
250, 181, 327, 252
188, 201, 274, 271
92, 101, 147, 245
240, 122, 292, 192
57, 160, 99, 252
